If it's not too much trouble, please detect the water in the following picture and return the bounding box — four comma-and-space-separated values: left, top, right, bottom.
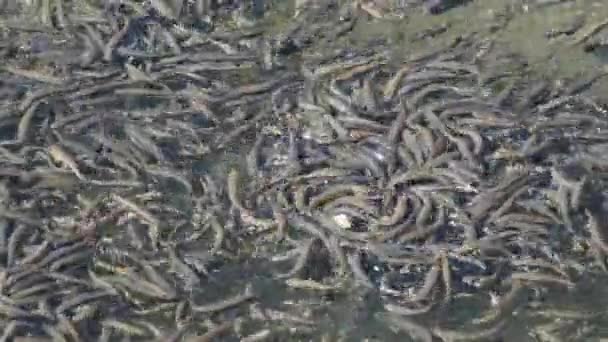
246, 1, 608, 340
3, 0, 608, 340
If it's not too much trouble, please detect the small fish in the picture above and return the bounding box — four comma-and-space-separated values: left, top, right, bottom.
48, 144, 85, 180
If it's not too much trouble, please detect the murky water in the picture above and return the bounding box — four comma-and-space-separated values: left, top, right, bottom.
3, 0, 608, 340
131, 0, 608, 339
245, 1, 608, 340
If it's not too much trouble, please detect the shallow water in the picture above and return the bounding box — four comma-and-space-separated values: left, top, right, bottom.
4, 0, 608, 340
240, 0, 608, 340
170, 0, 608, 339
